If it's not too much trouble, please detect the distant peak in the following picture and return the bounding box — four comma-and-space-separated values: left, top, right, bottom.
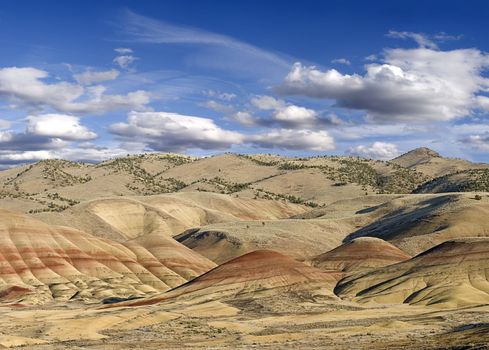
403, 147, 441, 158
392, 147, 441, 162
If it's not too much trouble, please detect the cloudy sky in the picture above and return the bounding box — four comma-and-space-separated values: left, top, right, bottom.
0, 0, 488, 166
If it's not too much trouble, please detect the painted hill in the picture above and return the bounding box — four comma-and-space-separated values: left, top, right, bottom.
120, 250, 339, 307
310, 237, 411, 273
0, 209, 216, 305
336, 238, 489, 307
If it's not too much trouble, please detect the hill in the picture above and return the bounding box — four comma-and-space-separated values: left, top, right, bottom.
0, 209, 216, 305
0, 152, 434, 217
336, 238, 489, 307
34, 192, 307, 241
310, 237, 411, 273
119, 250, 339, 307
342, 193, 489, 255
392, 147, 489, 178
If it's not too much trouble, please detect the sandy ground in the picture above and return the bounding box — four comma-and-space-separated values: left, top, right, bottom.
0, 299, 488, 349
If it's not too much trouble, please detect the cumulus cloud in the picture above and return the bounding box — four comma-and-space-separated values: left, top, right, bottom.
248, 129, 335, 151
110, 111, 244, 152
73, 69, 120, 85
26, 114, 97, 141
231, 111, 256, 126
246, 95, 343, 128
272, 105, 317, 124
0, 67, 150, 114
0, 113, 97, 154
347, 142, 400, 160
0, 143, 134, 167
277, 47, 489, 122
0, 130, 67, 151
0, 150, 55, 165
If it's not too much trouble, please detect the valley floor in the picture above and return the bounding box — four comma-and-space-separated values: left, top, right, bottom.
1, 300, 488, 349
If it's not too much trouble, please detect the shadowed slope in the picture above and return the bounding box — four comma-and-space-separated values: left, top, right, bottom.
336, 238, 489, 307
343, 193, 489, 255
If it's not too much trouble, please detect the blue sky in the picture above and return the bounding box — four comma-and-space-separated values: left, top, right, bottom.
0, 0, 488, 166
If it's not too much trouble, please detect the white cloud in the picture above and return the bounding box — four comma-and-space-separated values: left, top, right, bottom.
0, 150, 55, 163
332, 58, 351, 65
0, 67, 150, 114
26, 114, 97, 141
204, 90, 236, 101
0, 119, 11, 129
477, 96, 489, 111
277, 47, 489, 122
246, 95, 342, 129
73, 69, 120, 85
251, 95, 285, 110
348, 142, 400, 160
203, 100, 234, 114
386, 31, 438, 49
463, 134, 489, 150
114, 47, 133, 54
331, 123, 427, 140
113, 47, 138, 70
113, 55, 138, 69
110, 111, 244, 152
231, 111, 256, 126
0, 144, 134, 167
365, 54, 377, 61
273, 105, 317, 123
386, 30, 462, 49
122, 10, 291, 78
248, 129, 335, 151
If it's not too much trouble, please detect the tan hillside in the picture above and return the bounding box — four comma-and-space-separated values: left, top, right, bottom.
415, 169, 489, 193
34, 192, 307, 241
343, 193, 489, 255
0, 209, 216, 305
0, 151, 434, 217
174, 218, 358, 264
310, 237, 411, 273
336, 238, 489, 307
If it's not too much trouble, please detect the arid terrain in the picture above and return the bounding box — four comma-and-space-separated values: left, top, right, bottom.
0, 147, 488, 349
